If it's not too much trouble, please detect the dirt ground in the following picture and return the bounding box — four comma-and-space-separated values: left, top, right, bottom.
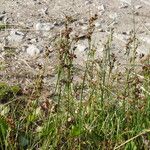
1, 0, 150, 53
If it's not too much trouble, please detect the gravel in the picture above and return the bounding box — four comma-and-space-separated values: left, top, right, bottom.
0, 0, 149, 87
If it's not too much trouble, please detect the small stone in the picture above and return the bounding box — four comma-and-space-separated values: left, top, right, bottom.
98, 4, 105, 12
98, 28, 105, 32
98, 4, 105, 15
76, 44, 88, 52
85, 0, 92, 5
134, 11, 139, 16
35, 22, 54, 31
119, 3, 128, 8
0, 14, 5, 21
35, 22, 54, 37
2, 11, 6, 14
7, 30, 24, 44
53, 20, 63, 27
39, 7, 49, 15
135, 5, 142, 9
122, 31, 127, 35
30, 38, 38, 43
15, 31, 24, 36
120, 0, 131, 5
26, 45, 41, 56
95, 22, 101, 28
78, 18, 88, 26
139, 36, 150, 45
81, 25, 88, 31
109, 13, 118, 20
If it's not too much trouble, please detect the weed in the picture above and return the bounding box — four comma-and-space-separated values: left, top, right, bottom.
0, 14, 150, 150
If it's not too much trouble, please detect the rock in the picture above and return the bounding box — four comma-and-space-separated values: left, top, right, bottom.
119, 2, 129, 8
134, 11, 139, 16
0, 11, 6, 21
39, 7, 49, 15
98, 4, 105, 15
95, 22, 101, 28
35, 22, 54, 36
53, 20, 64, 27
135, 5, 142, 9
73, 43, 89, 65
75, 44, 88, 52
0, 14, 5, 21
85, 0, 92, 5
1, 11, 6, 14
26, 44, 41, 56
139, 36, 150, 45
30, 38, 39, 43
109, 13, 118, 20
78, 18, 88, 26
119, 0, 131, 5
98, 4, 105, 12
7, 30, 24, 44
98, 28, 105, 32
81, 25, 88, 31
35, 22, 54, 31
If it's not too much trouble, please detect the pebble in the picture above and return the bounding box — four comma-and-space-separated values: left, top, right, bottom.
95, 22, 101, 28
35, 22, 54, 37
98, 4, 105, 12
120, 0, 131, 5
76, 44, 88, 52
30, 38, 39, 43
85, 0, 93, 5
39, 7, 49, 15
135, 5, 142, 9
53, 20, 64, 27
26, 44, 41, 56
109, 13, 118, 20
0, 14, 5, 21
35, 22, 54, 31
119, 3, 129, 8
98, 4, 105, 15
98, 28, 105, 32
7, 30, 24, 44
81, 25, 88, 31
139, 36, 150, 45
78, 18, 88, 26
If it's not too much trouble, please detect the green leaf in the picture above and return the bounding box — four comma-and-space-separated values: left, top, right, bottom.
27, 114, 37, 123
125, 141, 137, 150
0, 105, 10, 116
70, 125, 83, 137
0, 117, 8, 141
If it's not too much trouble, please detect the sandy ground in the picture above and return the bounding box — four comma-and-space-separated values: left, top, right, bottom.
0, 0, 150, 89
